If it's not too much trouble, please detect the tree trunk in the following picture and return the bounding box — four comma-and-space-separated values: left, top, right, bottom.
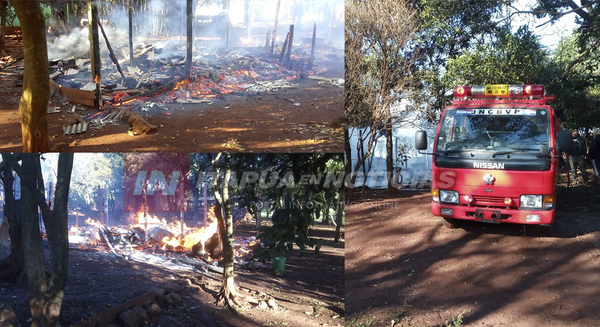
0, 0, 7, 55
0, 161, 23, 282
212, 154, 254, 310
4, 153, 73, 327
20, 154, 48, 326
344, 128, 351, 179
255, 205, 260, 231
12, 1, 50, 152
185, 0, 192, 76
334, 199, 343, 243
41, 153, 73, 326
386, 120, 394, 194
270, 0, 280, 54
347, 129, 377, 203
220, 158, 236, 302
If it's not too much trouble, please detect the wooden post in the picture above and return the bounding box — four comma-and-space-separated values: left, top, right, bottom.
104, 187, 109, 226
180, 178, 184, 238
98, 185, 102, 224
270, 0, 281, 55
185, 0, 192, 76
285, 24, 294, 68
128, 0, 133, 64
279, 32, 289, 62
226, 24, 229, 49
1, 1, 7, 54
203, 180, 208, 223
255, 202, 260, 233
143, 178, 148, 246
98, 20, 124, 77
88, 0, 101, 108
311, 23, 316, 59
265, 32, 269, 51
47, 181, 54, 210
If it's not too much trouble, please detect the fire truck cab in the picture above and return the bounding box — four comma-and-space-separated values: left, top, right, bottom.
415, 84, 571, 226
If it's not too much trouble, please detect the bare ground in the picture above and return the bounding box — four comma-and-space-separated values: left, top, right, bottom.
345, 173, 600, 327
0, 221, 344, 327
0, 37, 344, 153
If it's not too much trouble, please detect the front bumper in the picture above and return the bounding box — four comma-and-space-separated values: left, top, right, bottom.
431, 202, 554, 225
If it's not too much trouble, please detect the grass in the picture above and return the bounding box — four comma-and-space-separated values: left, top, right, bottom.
444, 313, 463, 327
345, 315, 375, 327
444, 309, 472, 327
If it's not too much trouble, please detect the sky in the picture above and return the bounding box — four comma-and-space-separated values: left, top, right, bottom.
511, 0, 579, 51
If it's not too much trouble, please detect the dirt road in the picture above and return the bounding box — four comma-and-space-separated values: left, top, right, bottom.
346, 185, 600, 327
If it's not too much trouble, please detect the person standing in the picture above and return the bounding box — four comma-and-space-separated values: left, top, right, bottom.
589, 128, 600, 184
568, 128, 588, 185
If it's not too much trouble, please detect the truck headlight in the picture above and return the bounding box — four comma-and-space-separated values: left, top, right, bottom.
440, 190, 459, 204
520, 195, 542, 209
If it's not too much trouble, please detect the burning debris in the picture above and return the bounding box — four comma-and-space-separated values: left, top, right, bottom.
68, 207, 260, 275
45, 34, 338, 136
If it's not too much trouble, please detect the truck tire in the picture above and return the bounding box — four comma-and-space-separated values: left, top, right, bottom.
442, 217, 460, 229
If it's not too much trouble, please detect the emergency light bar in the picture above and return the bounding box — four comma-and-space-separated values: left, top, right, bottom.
454, 84, 545, 98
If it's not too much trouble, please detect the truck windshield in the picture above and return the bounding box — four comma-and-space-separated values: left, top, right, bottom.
436, 108, 550, 154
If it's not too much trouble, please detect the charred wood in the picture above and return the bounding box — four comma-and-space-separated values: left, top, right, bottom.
285, 25, 294, 68
97, 20, 124, 78
279, 32, 289, 62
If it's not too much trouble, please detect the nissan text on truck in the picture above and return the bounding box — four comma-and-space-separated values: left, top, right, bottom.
415, 84, 571, 227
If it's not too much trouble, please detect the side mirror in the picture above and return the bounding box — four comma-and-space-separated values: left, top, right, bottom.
537, 145, 550, 158
556, 130, 572, 153
415, 131, 428, 150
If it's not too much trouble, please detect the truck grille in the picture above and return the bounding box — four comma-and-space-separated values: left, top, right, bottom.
472, 195, 505, 203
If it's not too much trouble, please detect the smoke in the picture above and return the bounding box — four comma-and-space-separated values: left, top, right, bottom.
47, 28, 90, 60
46, 26, 148, 60
45, 0, 345, 61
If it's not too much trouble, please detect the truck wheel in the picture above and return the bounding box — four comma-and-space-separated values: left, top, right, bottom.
442, 218, 460, 229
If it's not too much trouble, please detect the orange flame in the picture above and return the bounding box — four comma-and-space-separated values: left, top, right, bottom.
94, 75, 101, 84
162, 235, 181, 249
114, 98, 138, 107
181, 208, 218, 251
173, 79, 187, 90
131, 207, 219, 251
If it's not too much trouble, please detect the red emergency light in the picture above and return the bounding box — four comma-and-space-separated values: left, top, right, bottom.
453, 84, 545, 98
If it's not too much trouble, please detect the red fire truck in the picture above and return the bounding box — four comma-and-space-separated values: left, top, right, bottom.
415, 84, 571, 227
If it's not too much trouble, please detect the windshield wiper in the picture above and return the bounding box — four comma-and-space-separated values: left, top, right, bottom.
492, 148, 541, 158
491, 150, 515, 158
440, 149, 477, 158
442, 149, 466, 155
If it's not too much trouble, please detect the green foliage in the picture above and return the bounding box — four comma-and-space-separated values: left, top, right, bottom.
445, 312, 463, 327
256, 206, 322, 261
416, 0, 512, 60
547, 33, 600, 129
411, 0, 516, 118
69, 153, 123, 208
189, 154, 342, 261
531, 0, 597, 49
445, 26, 549, 85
